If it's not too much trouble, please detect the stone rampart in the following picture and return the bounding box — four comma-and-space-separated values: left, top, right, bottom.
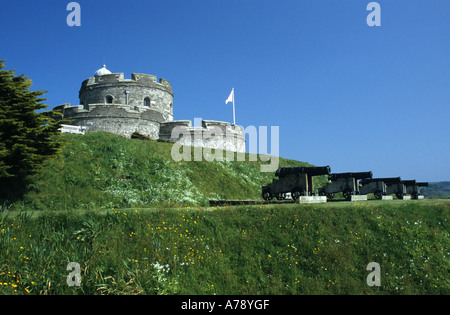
159, 119, 245, 153
54, 103, 164, 139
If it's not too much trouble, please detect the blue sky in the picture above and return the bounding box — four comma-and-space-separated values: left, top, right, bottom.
1, 0, 449, 181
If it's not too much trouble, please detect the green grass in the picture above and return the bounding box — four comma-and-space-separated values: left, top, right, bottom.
15, 132, 318, 211
1, 132, 448, 295
1, 200, 448, 295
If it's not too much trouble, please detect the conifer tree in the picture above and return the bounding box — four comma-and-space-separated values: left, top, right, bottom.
0, 60, 64, 199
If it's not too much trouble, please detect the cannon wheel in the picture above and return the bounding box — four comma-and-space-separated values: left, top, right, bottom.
374, 191, 382, 199
343, 189, 353, 201
291, 188, 303, 201
262, 190, 272, 201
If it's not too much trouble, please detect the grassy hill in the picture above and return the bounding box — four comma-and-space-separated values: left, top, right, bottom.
421, 182, 450, 199
17, 132, 318, 211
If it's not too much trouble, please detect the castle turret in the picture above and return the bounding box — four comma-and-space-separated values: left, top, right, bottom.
79, 65, 173, 121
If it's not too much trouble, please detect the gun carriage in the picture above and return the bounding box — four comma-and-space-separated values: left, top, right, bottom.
404, 181, 428, 199
318, 171, 373, 200
385, 178, 407, 199
262, 166, 331, 201
359, 177, 401, 199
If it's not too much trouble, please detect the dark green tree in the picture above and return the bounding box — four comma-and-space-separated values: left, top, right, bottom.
0, 60, 64, 200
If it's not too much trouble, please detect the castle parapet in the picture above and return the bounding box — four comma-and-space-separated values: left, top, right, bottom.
54, 103, 88, 114
159, 119, 245, 153
81, 72, 173, 94
54, 103, 72, 110
94, 73, 125, 84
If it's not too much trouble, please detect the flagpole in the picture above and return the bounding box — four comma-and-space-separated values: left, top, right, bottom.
232, 88, 236, 126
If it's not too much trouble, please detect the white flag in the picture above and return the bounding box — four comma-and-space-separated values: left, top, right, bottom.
225, 89, 234, 104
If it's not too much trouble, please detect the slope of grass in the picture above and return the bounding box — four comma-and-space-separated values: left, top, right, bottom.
0, 200, 448, 294
16, 132, 316, 211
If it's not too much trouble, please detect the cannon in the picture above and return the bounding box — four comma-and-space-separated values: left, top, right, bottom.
362, 177, 402, 184
318, 171, 373, 200
359, 177, 401, 199
262, 166, 331, 201
327, 171, 373, 182
403, 180, 416, 198
275, 166, 331, 178
386, 179, 407, 199
404, 181, 428, 199
416, 182, 428, 199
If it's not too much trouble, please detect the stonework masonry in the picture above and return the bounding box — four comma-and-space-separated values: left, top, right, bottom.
159, 120, 245, 153
55, 65, 245, 153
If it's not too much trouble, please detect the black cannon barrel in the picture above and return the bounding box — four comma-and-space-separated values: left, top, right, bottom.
360, 177, 402, 185
402, 180, 416, 186
275, 166, 331, 178
328, 171, 373, 181
417, 182, 428, 187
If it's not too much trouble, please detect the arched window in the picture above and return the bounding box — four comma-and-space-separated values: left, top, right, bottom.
105, 95, 113, 104
144, 97, 151, 107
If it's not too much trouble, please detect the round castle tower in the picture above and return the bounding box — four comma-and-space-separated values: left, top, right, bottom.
55, 65, 173, 138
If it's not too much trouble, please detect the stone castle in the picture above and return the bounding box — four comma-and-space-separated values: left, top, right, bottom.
55, 65, 245, 153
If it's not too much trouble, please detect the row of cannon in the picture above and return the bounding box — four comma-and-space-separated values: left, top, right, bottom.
262, 166, 428, 201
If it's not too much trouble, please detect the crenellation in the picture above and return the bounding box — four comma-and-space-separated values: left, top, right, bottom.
158, 78, 172, 89
131, 73, 157, 83
159, 119, 245, 153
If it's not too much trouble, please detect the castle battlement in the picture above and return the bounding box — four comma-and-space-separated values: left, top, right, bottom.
159, 120, 245, 153
82, 72, 173, 94
159, 120, 244, 135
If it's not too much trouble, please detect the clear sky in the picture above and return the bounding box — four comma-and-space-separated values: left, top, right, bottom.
1, 0, 449, 182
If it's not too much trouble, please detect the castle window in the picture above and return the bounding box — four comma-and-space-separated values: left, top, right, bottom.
144, 97, 151, 107
105, 95, 113, 104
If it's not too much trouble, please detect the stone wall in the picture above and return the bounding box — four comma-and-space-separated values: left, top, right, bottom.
79, 72, 173, 121
159, 119, 246, 153
54, 103, 163, 139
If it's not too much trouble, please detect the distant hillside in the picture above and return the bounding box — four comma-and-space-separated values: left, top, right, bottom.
19, 132, 318, 211
421, 182, 450, 199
